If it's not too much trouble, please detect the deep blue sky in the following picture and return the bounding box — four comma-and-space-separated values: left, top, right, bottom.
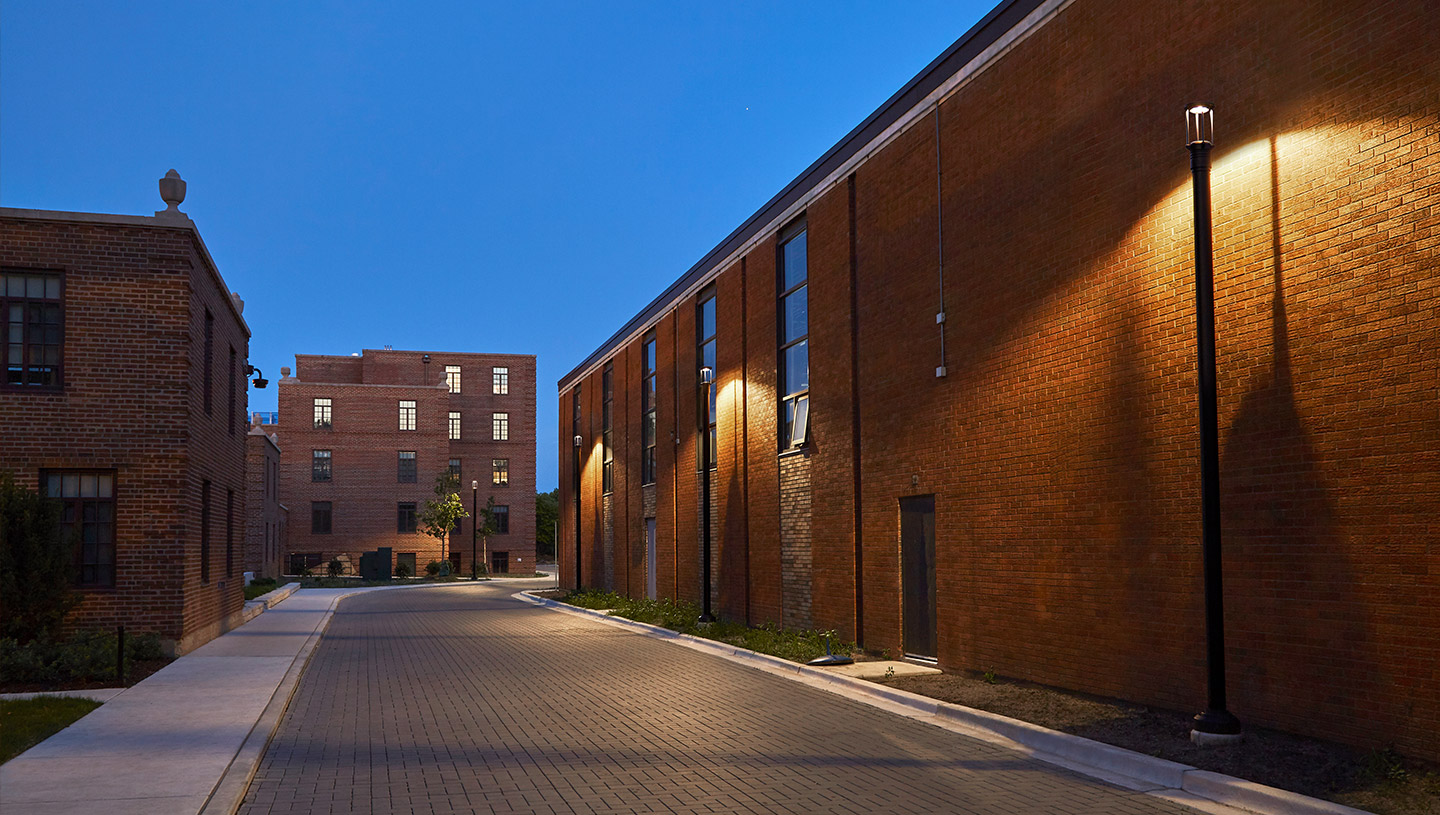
3, 1, 994, 491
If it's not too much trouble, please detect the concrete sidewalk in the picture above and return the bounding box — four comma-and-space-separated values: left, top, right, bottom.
0, 580, 533, 815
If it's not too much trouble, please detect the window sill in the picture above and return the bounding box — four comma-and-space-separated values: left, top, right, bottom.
778, 445, 810, 459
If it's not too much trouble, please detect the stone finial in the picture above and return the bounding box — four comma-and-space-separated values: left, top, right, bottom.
158, 169, 186, 213
280, 366, 292, 378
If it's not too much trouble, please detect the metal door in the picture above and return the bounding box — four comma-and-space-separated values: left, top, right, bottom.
901, 495, 937, 659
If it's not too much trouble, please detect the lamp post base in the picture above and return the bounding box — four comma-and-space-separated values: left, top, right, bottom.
1190, 728, 1245, 746
697, 614, 714, 625
1191, 709, 1243, 746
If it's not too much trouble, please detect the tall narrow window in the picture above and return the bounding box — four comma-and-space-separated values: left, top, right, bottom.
312, 449, 332, 481
41, 471, 115, 587
445, 365, 461, 393
2, 270, 63, 388
314, 397, 332, 429
228, 346, 237, 435
312, 501, 332, 534
492, 412, 508, 441
493, 505, 510, 534
399, 400, 416, 431
698, 288, 717, 468
397, 502, 417, 533
448, 458, 462, 481
492, 458, 509, 486
204, 310, 214, 415
450, 411, 462, 440
641, 333, 657, 484
226, 488, 235, 577
398, 451, 417, 483
778, 222, 809, 449
493, 366, 509, 395
602, 362, 613, 493
201, 480, 212, 583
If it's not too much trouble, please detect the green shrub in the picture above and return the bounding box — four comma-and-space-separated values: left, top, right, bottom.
0, 629, 167, 685
0, 473, 81, 642
425, 560, 441, 576
327, 557, 344, 577
395, 561, 412, 578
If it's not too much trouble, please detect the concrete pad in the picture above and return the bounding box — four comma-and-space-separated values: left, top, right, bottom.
815, 660, 940, 679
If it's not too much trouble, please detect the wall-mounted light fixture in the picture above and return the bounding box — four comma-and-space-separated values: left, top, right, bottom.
246, 365, 267, 389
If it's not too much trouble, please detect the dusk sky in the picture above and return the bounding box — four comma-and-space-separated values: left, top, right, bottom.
2, 1, 995, 491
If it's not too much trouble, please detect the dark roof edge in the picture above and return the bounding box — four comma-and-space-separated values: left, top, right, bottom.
558, 0, 1042, 389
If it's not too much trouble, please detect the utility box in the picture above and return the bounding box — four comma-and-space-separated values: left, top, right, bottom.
358, 547, 392, 581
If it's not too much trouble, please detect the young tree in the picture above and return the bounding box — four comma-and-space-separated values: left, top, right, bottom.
535, 488, 558, 561
0, 471, 80, 641
472, 495, 499, 579
419, 472, 468, 575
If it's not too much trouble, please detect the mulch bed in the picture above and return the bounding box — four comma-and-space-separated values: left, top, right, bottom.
878, 672, 1438, 815
0, 658, 172, 695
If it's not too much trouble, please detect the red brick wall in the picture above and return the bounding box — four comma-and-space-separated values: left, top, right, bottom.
244, 428, 282, 579
558, 0, 1440, 760
1, 214, 248, 651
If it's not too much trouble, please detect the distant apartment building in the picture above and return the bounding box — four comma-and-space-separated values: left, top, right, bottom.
276, 350, 536, 574
244, 424, 284, 580
0, 173, 254, 653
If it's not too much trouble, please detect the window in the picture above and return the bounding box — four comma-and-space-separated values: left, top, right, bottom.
2, 270, 63, 388
698, 288, 717, 468
445, 365, 461, 394
311, 501, 332, 534
493, 366, 508, 395
314, 397, 332, 429
778, 222, 809, 449
399, 400, 416, 431
449, 411, 461, 440
228, 347, 237, 435
493, 504, 509, 534
491, 550, 508, 574
492, 412, 508, 441
397, 502, 417, 533
398, 450, 417, 483
204, 309, 214, 415
201, 480, 212, 583
641, 333, 657, 484
602, 362, 614, 492
312, 450, 332, 481
41, 471, 115, 587
448, 458, 462, 481
492, 458, 509, 486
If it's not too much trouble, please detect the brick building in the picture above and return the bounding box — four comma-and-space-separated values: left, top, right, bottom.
276, 350, 536, 575
1, 174, 255, 654
245, 424, 284, 580
558, 0, 1439, 761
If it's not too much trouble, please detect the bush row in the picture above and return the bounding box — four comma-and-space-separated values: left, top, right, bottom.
0, 629, 164, 684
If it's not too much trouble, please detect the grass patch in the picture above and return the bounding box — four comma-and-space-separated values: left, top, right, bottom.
560, 589, 855, 664
1, 696, 101, 763
243, 577, 279, 601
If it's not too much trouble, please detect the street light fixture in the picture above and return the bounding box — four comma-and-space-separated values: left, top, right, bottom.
471, 480, 479, 580
573, 433, 583, 592
698, 366, 715, 624
1186, 103, 1242, 744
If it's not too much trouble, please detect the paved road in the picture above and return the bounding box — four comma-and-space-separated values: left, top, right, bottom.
239, 584, 1196, 815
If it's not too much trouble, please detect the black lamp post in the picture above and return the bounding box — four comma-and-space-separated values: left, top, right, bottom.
573, 433, 583, 592
471, 480, 479, 580
698, 366, 715, 624
1186, 104, 1242, 742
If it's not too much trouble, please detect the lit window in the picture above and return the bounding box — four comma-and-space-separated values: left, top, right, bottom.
312, 450, 332, 482
493, 367, 509, 395
314, 397, 332, 429
492, 412, 508, 441
641, 333, 657, 484
2, 270, 63, 388
398, 451, 417, 483
492, 458, 508, 486
493, 504, 509, 534
445, 365, 461, 394
311, 501, 332, 534
449, 411, 461, 440
41, 470, 115, 587
602, 362, 613, 493
397, 502, 417, 533
698, 288, 716, 468
778, 222, 809, 449
448, 458, 462, 481
399, 400, 416, 431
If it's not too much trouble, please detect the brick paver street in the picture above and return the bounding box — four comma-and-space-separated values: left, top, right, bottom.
239, 585, 1199, 815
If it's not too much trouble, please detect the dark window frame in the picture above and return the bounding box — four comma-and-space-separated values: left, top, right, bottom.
397, 502, 418, 533
493, 504, 510, 535
313, 397, 332, 429
399, 399, 417, 431
777, 221, 810, 451
448, 458, 462, 481
226, 488, 235, 577
450, 411, 462, 440
493, 366, 509, 395
201, 480, 212, 583
312, 449, 332, 482
445, 365, 461, 394
2, 269, 65, 390
228, 346, 237, 435
492, 412, 508, 441
492, 458, 509, 487
602, 361, 614, 493
311, 501, 332, 535
41, 469, 116, 588
398, 450, 417, 483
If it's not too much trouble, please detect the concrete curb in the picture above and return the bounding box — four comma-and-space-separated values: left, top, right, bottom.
237, 581, 301, 626
517, 590, 1373, 815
